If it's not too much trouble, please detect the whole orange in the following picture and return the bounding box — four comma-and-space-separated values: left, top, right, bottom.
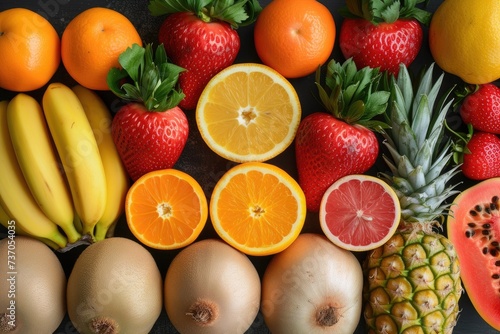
61, 7, 142, 91
429, 0, 500, 84
253, 0, 335, 79
0, 8, 60, 92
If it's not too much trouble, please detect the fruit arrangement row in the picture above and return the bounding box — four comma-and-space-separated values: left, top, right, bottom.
0, 232, 365, 333
1, 0, 500, 333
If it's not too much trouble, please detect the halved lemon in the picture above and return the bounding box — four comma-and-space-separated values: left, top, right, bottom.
125, 169, 208, 250
210, 162, 306, 256
319, 174, 401, 252
196, 63, 301, 163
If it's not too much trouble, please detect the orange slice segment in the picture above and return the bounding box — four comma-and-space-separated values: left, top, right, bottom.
196, 63, 301, 163
210, 162, 306, 256
319, 174, 401, 252
125, 169, 208, 250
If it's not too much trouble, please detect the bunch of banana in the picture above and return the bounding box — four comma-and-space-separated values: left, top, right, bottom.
71, 85, 130, 241
0, 83, 129, 251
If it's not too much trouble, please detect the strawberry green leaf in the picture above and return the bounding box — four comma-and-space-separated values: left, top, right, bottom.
315, 58, 391, 130
107, 43, 185, 112
149, 0, 210, 15
342, 0, 431, 25
210, 0, 254, 27
148, 0, 262, 28
446, 121, 473, 164
117, 43, 145, 83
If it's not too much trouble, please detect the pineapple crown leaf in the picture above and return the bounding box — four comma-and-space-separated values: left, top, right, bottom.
341, 0, 431, 25
382, 63, 460, 224
107, 43, 185, 112
385, 63, 456, 165
148, 0, 262, 28
315, 58, 391, 131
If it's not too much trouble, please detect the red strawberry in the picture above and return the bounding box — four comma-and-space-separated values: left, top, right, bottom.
339, 0, 431, 76
107, 44, 189, 181
149, 0, 262, 110
296, 114, 380, 211
295, 59, 390, 212
461, 132, 500, 180
460, 83, 500, 134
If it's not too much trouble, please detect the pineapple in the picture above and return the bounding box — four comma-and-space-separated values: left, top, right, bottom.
363, 63, 463, 334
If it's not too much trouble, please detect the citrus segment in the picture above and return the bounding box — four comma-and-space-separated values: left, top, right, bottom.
196, 63, 301, 163
125, 169, 208, 250
319, 174, 401, 252
210, 162, 306, 256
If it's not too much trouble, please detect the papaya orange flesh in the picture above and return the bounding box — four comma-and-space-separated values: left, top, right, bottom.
447, 177, 500, 330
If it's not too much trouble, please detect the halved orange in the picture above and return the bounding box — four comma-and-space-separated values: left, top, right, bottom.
319, 174, 401, 252
125, 169, 208, 250
196, 63, 301, 163
210, 162, 306, 256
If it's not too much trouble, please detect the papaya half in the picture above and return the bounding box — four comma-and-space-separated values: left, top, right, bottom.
447, 177, 500, 330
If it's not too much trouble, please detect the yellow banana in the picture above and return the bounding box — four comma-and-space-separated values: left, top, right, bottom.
6, 93, 81, 243
42, 83, 107, 239
0, 100, 67, 249
0, 203, 60, 250
72, 85, 130, 241
0, 201, 10, 226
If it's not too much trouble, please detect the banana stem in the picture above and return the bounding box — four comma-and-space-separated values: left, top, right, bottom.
61, 224, 82, 244
37, 237, 62, 250
52, 232, 68, 249
94, 222, 112, 241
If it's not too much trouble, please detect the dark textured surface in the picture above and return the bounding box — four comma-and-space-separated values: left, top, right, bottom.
0, 0, 498, 333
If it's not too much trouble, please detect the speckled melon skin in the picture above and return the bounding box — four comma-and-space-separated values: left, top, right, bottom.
447, 178, 500, 330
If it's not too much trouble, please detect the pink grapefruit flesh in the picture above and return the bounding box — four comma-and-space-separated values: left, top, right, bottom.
319, 174, 401, 251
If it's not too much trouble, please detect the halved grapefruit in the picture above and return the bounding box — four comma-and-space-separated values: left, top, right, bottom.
319, 174, 401, 251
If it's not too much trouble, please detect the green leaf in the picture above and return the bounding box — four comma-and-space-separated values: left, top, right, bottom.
375, 0, 400, 24
345, 100, 365, 123
341, 0, 431, 24
315, 57, 390, 130
148, 0, 210, 16
364, 91, 391, 118
411, 95, 431, 147
107, 43, 185, 111
121, 83, 142, 101
211, 0, 249, 27
106, 68, 130, 96
148, 0, 261, 27
117, 44, 145, 83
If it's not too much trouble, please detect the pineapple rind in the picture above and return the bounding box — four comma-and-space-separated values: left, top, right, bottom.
364, 231, 462, 334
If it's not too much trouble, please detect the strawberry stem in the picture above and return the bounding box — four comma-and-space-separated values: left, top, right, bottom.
445, 121, 473, 164
452, 83, 479, 110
